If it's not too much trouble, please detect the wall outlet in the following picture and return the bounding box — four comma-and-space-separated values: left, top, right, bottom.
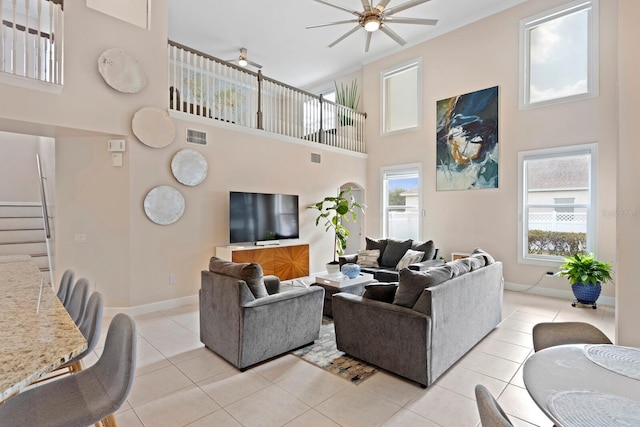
169, 274, 176, 284
74, 233, 87, 243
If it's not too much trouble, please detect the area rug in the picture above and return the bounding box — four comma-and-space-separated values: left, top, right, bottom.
292, 318, 377, 385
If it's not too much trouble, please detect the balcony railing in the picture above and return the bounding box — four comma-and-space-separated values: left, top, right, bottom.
168, 41, 366, 154
0, 0, 63, 85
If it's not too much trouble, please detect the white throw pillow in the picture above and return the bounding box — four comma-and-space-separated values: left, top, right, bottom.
357, 249, 380, 268
396, 249, 425, 270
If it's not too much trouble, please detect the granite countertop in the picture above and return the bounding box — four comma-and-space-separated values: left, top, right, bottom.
0, 261, 87, 402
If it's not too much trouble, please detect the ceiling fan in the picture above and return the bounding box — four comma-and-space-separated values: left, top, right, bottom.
227, 48, 262, 69
306, 0, 438, 53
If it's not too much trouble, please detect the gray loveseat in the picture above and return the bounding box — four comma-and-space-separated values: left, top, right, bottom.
200, 257, 324, 370
339, 237, 441, 282
332, 249, 503, 387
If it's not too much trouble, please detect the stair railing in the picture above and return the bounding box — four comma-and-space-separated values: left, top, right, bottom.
36, 154, 53, 285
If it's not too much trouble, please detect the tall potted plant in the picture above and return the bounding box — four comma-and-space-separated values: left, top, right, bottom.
335, 80, 360, 129
308, 187, 365, 273
557, 253, 613, 309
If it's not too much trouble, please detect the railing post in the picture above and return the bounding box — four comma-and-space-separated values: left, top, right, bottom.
319, 94, 324, 145
257, 70, 263, 130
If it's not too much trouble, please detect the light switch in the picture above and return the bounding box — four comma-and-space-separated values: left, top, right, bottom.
74, 234, 87, 243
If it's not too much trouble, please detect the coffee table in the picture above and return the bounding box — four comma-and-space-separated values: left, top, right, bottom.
314, 273, 375, 317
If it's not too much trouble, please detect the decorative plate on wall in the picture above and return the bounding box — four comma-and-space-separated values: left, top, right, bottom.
132, 107, 175, 148
171, 149, 208, 186
98, 48, 147, 94
143, 185, 185, 225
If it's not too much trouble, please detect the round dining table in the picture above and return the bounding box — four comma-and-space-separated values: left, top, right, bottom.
523, 343, 640, 427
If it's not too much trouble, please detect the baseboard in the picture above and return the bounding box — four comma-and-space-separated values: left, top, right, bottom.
504, 281, 614, 307
103, 294, 199, 317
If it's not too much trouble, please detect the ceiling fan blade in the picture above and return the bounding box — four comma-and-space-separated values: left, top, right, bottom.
385, 0, 430, 16
247, 60, 263, 69
361, 0, 372, 12
328, 25, 361, 47
385, 17, 437, 25
364, 31, 372, 53
380, 25, 407, 46
306, 19, 359, 29
313, 0, 361, 16
375, 0, 390, 12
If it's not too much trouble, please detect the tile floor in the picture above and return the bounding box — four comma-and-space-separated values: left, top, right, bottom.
87, 290, 615, 427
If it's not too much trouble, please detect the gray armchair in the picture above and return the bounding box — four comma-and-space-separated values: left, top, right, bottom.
200, 257, 324, 370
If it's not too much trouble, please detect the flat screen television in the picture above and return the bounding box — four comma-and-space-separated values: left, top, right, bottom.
229, 191, 299, 244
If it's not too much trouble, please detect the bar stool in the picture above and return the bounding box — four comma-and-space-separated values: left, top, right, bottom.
56, 269, 74, 306
65, 278, 90, 325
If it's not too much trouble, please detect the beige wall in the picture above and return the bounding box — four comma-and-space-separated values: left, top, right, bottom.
615, 0, 640, 346
361, 0, 619, 300
0, 132, 42, 202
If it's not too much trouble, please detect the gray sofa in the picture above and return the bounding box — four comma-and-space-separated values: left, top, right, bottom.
200, 257, 324, 370
332, 250, 503, 387
339, 237, 441, 282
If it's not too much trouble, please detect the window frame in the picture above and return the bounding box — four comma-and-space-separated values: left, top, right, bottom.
380, 163, 423, 240
517, 143, 598, 266
380, 58, 422, 136
519, 0, 599, 109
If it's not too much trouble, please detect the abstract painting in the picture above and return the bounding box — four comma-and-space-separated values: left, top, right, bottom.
436, 86, 499, 191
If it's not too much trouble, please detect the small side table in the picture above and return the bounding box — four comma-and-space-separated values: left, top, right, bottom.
314, 273, 375, 317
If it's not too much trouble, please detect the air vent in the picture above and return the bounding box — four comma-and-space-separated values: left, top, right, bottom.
311, 153, 321, 164
186, 129, 207, 145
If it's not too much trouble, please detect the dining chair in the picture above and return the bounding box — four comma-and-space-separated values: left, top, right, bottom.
0, 313, 137, 427
35, 292, 104, 383
56, 269, 74, 306
475, 384, 513, 427
65, 277, 90, 325
532, 321, 612, 352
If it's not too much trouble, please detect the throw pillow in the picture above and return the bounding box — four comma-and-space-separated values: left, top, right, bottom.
396, 249, 425, 270
380, 238, 412, 268
468, 257, 484, 270
208, 257, 268, 298
470, 247, 495, 265
365, 237, 387, 264
393, 266, 453, 308
363, 283, 398, 303
357, 249, 380, 268
411, 240, 436, 261
447, 258, 472, 277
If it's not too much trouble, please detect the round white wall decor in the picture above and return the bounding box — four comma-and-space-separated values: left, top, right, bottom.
132, 107, 175, 148
171, 149, 208, 186
143, 185, 185, 225
98, 48, 147, 94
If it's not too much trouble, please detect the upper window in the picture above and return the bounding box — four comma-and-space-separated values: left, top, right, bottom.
519, 0, 599, 109
381, 164, 422, 240
381, 59, 422, 135
518, 144, 597, 266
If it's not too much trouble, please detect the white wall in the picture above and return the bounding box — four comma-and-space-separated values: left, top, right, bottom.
0, 132, 43, 202
361, 0, 619, 300
615, 0, 640, 346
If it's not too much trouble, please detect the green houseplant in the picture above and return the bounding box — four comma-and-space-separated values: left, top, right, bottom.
557, 253, 613, 308
335, 80, 360, 126
308, 187, 365, 272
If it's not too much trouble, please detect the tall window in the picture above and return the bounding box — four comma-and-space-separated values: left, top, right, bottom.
518, 144, 597, 265
381, 165, 421, 240
519, 0, 599, 108
381, 59, 422, 135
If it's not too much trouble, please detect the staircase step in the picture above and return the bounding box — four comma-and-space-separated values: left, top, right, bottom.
0, 217, 44, 229
0, 229, 47, 244
0, 242, 47, 256
0, 204, 43, 218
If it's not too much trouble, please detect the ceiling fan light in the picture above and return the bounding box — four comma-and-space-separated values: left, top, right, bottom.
364, 17, 380, 32
238, 58, 248, 67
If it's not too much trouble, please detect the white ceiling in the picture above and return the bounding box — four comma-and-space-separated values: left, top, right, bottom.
167, 0, 526, 89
